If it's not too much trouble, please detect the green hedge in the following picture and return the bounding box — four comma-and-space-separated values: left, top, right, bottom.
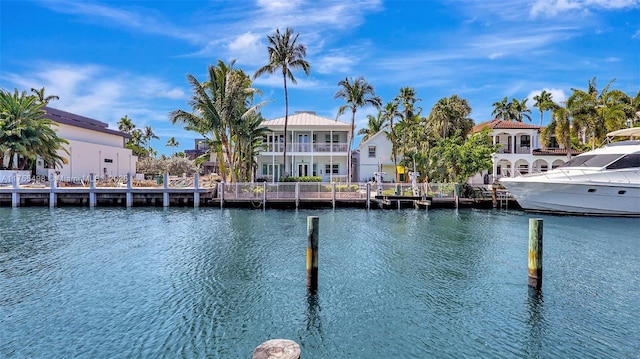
281, 176, 322, 182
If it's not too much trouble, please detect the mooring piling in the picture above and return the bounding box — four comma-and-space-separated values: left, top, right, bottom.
528, 218, 543, 290
306, 216, 319, 294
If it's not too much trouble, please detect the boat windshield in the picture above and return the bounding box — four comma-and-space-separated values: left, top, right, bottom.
559, 154, 623, 168
605, 153, 640, 170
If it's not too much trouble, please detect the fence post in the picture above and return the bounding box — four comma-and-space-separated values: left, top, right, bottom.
307, 216, 319, 294
528, 218, 543, 290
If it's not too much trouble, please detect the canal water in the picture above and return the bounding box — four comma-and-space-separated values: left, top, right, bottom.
0, 207, 638, 358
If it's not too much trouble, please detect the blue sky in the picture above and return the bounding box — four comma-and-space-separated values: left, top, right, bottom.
1, 0, 639, 155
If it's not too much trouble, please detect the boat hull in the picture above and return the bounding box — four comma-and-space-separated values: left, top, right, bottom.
501, 179, 640, 216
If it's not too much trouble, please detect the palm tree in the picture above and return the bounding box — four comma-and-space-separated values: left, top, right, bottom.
533, 90, 555, 127
0, 88, 68, 170
357, 112, 387, 142
166, 137, 179, 156
567, 77, 628, 149
142, 125, 159, 155
30, 87, 59, 106
492, 97, 510, 121
117, 115, 136, 133
172, 60, 265, 182
553, 106, 572, 160
254, 27, 310, 178
334, 76, 382, 183
380, 102, 401, 181
510, 97, 532, 122
395, 87, 422, 120
428, 95, 473, 139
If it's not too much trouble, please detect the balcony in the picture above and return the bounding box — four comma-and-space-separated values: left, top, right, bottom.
261, 142, 349, 154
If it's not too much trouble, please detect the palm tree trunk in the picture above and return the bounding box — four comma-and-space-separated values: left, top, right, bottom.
348, 109, 356, 184
283, 72, 289, 178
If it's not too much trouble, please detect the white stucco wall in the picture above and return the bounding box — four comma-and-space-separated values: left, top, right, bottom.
356, 132, 395, 182
55, 123, 125, 147
36, 138, 137, 180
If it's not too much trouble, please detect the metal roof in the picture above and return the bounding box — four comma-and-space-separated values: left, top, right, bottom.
262, 111, 350, 128
43, 106, 130, 138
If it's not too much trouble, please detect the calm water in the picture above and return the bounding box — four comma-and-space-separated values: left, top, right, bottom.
0, 207, 638, 358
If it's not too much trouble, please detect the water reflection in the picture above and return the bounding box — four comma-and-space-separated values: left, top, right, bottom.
526, 287, 546, 358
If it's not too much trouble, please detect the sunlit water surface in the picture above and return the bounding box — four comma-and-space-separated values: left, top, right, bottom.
1, 207, 638, 358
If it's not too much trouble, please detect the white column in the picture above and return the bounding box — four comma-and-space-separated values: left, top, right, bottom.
49, 172, 57, 208
193, 173, 200, 208
11, 172, 19, 208
126, 172, 133, 207
89, 173, 96, 207
163, 173, 169, 207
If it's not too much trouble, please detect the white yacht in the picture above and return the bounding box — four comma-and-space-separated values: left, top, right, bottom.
500, 128, 640, 216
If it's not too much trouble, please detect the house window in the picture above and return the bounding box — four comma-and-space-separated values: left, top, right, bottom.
521, 135, 530, 147
368, 146, 376, 158
325, 134, 339, 143
325, 164, 339, 174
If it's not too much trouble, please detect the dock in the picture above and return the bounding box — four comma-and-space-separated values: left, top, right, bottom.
0, 174, 518, 209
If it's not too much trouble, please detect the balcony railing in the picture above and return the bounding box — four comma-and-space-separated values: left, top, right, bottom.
261, 142, 349, 153
497, 146, 531, 154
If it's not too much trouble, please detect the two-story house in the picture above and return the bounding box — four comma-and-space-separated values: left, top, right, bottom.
353, 130, 398, 183
470, 119, 579, 184
256, 111, 351, 182
36, 107, 138, 180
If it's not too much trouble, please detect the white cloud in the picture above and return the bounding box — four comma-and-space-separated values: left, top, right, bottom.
314, 55, 356, 74
2, 62, 187, 131
530, 0, 640, 17
226, 32, 265, 66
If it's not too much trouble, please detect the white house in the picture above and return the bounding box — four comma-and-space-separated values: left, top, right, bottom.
36, 107, 138, 180
353, 130, 398, 183
469, 119, 578, 185
256, 111, 351, 182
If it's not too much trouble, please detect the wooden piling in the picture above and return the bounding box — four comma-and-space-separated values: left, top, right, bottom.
528, 218, 543, 290
253, 339, 300, 359
492, 186, 497, 208
306, 216, 319, 293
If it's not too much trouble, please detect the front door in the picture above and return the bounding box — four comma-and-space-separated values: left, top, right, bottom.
298, 163, 309, 177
